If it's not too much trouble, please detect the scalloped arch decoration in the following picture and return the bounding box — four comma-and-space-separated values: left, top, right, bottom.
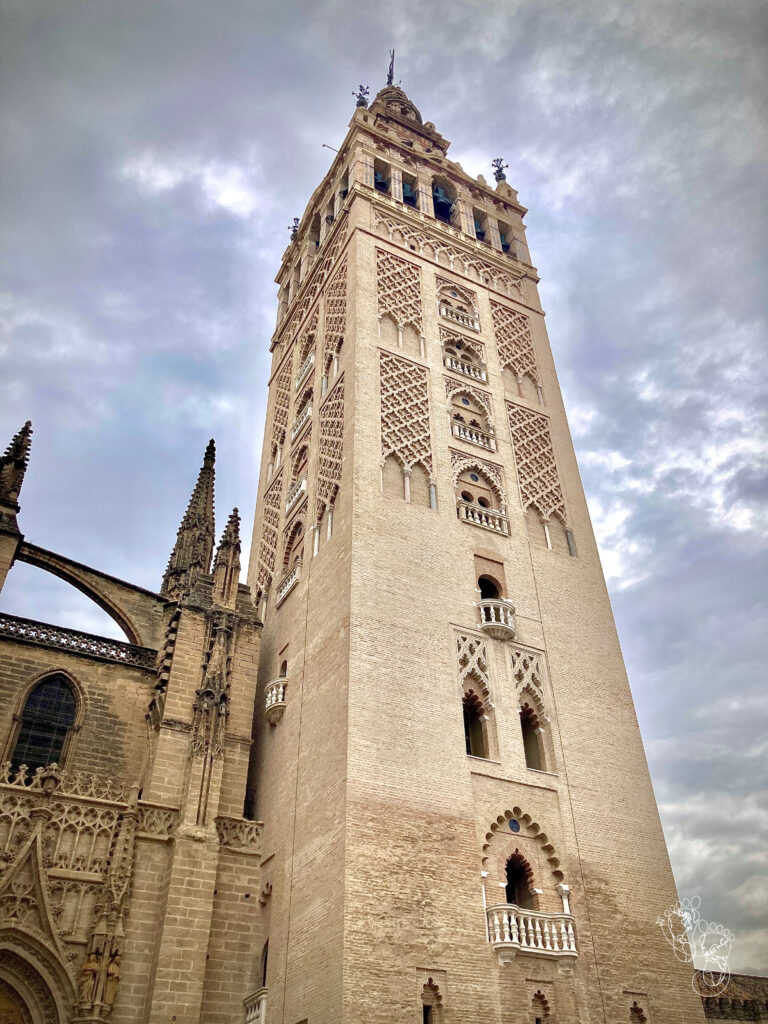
482, 807, 564, 882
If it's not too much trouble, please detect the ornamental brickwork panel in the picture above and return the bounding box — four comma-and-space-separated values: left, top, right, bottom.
491, 300, 539, 384
507, 404, 567, 524
456, 632, 492, 709
316, 376, 345, 520
256, 473, 283, 592
376, 248, 422, 332
271, 365, 292, 449
380, 352, 433, 475
374, 209, 526, 301
324, 256, 347, 371
298, 310, 319, 362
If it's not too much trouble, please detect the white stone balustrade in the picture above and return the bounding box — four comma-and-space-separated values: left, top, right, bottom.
486, 904, 577, 964
295, 350, 315, 390
265, 679, 287, 724
243, 987, 267, 1024
439, 303, 480, 332
291, 404, 312, 441
444, 355, 487, 382
275, 561, 301, 606
477, 598, 516, 640
285, 476, 307, 514
456, 499, 509, 536
452, 421, 496, 451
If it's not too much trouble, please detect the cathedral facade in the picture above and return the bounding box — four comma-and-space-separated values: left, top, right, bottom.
0, 80, 707, 1023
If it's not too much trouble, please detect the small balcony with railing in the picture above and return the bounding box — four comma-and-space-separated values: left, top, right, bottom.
290, 403, 312, 442
243, 988, 267, 1024
457, 499, 509, 536
444, 352, 487, 382
478, 598, 516, 640
295, 350, 315, 391
451, 420, 496, 452
265, 678, 287, 724
439, 301, 480, 332
486, 904, 577, 965
275, 559, 302, 607
285, 476, 307, 514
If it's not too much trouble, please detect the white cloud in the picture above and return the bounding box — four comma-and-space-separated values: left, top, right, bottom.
122, 151, 265, 218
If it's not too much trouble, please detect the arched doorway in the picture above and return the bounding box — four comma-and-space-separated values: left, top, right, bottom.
0, 979, 33, 1024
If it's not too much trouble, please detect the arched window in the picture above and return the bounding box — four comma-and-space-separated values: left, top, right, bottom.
532, 990, 550, 1021
478, 575, 500, 600
432, 178, 457, 224
260, 939, 269, 988
462, 691, 488, 759
505, 853, 534, 909
279, 660, 288, 679
11, 675, 77, 773
520, 704, 544, 771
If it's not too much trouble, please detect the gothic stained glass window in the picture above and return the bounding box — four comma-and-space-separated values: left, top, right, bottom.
11, 675, 77, 772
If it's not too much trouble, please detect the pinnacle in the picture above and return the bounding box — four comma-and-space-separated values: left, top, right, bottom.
0, 419, 33, 506
217, 507, 241, 548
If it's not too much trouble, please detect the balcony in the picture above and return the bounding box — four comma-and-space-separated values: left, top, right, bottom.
456, 499, 509, 536
452, 421, 496, 451
291, 403, 312, 442
444, 354, 487, 382
265, 679, 287, 724
275, 561, 301, 606
244, 988, 267, 1024
439, 303, 480, 332
477, 598, 516, 640
295, 350, 315, 390
486, 904, 577, 965
285, 476, 307, 514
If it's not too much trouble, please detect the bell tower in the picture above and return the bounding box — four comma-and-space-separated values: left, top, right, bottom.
246, 73, 705, 1024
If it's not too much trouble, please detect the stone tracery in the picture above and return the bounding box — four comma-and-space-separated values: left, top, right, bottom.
507, 404, 567, 525
316, 377, 345, 522
374, 209, 527, 299
376, 248, 423, 332
379, 351, 433, 476
255, 473, 283, 595
491, 300, 539, 385
323, 256, 347, 372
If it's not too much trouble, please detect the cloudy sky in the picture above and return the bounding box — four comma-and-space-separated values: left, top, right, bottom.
1, 0, 766, 975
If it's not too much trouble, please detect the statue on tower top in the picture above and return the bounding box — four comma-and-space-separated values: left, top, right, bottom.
387, 49, 395, 87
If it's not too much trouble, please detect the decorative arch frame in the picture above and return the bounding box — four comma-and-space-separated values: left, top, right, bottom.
435, 276, 478, 318
291, 443, 309, 481
2, 668, 87, 773
531, 987, 553, 1020
282, 511, 307, 570
450, 452, 506, 512
481, 806, 565, 885
444, 379, 493, 422
440, 326, 485, 365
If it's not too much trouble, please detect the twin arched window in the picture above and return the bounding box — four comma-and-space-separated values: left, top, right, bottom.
10, 674, 77, 773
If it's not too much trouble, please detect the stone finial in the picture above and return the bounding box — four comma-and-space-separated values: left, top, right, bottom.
353, 84, 370, 108
212, 507, 241, 609
160, 439, 216, 601
492, 157, 509, 182
0, 420, 33, 509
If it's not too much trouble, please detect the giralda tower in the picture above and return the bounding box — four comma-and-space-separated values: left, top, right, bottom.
246, 75, 704, 1024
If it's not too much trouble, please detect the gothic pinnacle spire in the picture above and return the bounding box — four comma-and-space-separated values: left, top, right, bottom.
160, 439, 216, 601
0, 420, 33, 512
212, 507, 241, 609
